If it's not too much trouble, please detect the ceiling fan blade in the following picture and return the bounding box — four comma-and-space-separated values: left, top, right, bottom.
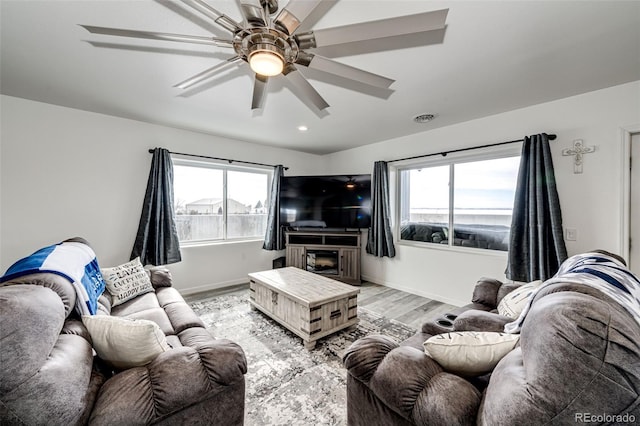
80, 25, 234, 48
295, 8, 449, 49
297, 53, 394, 89
174, 56, 244, 89
274, 0, 322, 35
238, 0, 267, 27
283, 64, 329, 111
252, 74, 269, 109
181, 0, 243, 33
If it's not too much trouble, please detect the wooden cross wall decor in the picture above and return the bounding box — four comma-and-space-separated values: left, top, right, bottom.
561, 139, 595, 174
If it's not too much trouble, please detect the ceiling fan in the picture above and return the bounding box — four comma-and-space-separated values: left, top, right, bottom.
81, 0, 448, 111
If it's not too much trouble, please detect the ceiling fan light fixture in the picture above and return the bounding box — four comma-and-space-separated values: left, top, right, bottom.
249, 50, 284, 76
81, 6, 449, 112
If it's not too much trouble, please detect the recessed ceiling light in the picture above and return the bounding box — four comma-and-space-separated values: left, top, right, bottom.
297, 125, 308, 132
413, 113, 438, 123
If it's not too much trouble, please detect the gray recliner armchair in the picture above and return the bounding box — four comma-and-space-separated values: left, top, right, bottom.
343, 277, 640, 425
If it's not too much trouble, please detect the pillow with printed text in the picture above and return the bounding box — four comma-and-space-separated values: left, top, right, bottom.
101, 257, 154, 307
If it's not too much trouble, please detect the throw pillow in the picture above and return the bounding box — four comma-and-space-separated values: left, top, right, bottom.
82, 315, 170, 369
497, 280, 543, 318
424, 331, 520, 376
101, 258, 154, 307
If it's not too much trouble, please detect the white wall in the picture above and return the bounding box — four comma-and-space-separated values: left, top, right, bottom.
3, 81, 639, 304
324, 81, 640, 305
0, 95, 324, 293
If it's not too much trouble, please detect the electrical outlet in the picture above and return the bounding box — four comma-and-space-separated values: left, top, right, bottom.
566, 228, 577, 241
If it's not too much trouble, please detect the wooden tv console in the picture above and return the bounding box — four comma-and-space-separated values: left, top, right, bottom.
285, 230, 361, 285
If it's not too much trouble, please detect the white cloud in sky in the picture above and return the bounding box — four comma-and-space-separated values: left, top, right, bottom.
173, 165, 269, 208
407, 156, 520, 209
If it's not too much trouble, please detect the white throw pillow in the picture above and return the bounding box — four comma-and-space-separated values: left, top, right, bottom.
101, 258, 154, 307
82, 315, 170, 369
424, 331, 520, 376
497, 280, 543, 318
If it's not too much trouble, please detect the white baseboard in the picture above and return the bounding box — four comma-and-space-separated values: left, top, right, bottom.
178, 278, 248, 296
179, 274, 465, 307
361, 273, 465, 307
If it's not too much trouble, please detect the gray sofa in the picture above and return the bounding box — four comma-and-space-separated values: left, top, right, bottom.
343, 277, 640, 425
0, 268, 247, 425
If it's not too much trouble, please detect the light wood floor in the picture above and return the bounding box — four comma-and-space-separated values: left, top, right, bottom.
357, 282, 457, 330
184, 280, 457, 330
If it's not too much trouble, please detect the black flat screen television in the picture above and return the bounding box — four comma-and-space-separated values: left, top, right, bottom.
279, 174, 372, 229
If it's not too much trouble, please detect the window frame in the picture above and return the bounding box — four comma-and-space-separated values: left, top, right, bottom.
394, 144, 521, 255
171, 156, 273, 246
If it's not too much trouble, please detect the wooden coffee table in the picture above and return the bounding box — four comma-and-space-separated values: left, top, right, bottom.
248, 267, 359, 349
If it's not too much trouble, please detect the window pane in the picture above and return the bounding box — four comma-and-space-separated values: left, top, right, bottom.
400, 166, 450, 244
173, 165, 224, 242
227, 170, 269, 239
452, 156, 520, 251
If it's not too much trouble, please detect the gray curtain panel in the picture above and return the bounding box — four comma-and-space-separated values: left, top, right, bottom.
366, 161, 396, 258
131, 148, 182, 266
507, 133, 567, 282
263, 165, 285, 251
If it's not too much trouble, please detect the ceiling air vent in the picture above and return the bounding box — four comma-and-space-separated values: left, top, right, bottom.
413, 113, 437, 123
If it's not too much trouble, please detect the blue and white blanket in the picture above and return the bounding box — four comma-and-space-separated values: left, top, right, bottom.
0, 241, 106, 315
505, 252, 640, 334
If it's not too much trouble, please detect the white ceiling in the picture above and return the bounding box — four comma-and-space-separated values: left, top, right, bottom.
1, 1, 639, 155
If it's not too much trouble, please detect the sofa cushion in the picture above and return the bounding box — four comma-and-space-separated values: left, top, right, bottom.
497, 280, 543, 318
82, 315, 170, 369
423, 331, 519, 376
110, 291, 161, 315
123, 308, 176, 337
101, 258, 154, 307
110, 288, 204, 338
156, 287, 205, 334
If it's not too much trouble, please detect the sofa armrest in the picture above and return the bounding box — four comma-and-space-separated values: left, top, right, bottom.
147, 266, 173, 288
90, 340, 247, 425
453, 310, 513, 332
471, 277, 504, 309
496, 281, 523, 305
343, 335, 481, 425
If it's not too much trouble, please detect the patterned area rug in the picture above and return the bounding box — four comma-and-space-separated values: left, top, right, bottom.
188, 290, 416, 426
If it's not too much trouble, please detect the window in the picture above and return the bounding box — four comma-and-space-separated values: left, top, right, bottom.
172, 158, 271, 243
398, 151, 520, 251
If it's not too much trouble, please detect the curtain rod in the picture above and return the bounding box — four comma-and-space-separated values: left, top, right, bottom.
388, 133, 557, 164
149, 149, 288, 170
